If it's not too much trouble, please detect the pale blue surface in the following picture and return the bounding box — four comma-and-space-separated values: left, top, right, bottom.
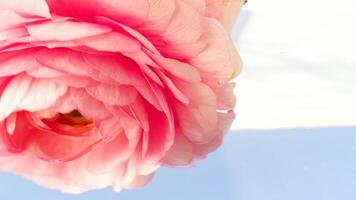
1, 127, 356, 200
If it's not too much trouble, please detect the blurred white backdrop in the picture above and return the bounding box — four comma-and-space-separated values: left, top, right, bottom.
232, 0, 356, 129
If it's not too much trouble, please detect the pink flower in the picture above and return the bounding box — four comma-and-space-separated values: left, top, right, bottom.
206, 0, 246, 30
0, 0, 242, 193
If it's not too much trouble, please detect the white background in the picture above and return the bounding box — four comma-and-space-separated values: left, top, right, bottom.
232, 0, 356, 130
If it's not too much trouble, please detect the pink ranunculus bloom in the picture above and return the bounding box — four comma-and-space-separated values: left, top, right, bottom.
0, 0, 243, 193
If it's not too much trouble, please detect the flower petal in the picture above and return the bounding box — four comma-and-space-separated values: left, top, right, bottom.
0, 74, 32, 120
71, 88, 111, 120
87, 132, 132, 174
86, 84, 138, 106
0, 0, 50, 18
27, 20, 111, 41
18, 78, 67, 112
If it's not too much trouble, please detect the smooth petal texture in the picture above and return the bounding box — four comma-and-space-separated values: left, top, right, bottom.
71, 88, 111, 120
157, 57, 201, 83
0, 0, 242, 193
86, 84, 138, 106
18, 79, 67, 112
27, 21, 112, 41
29, 127, 102, 162
162, 132, 194, 166
0, 0, 51, 18
87, 132, 132, 174
26, 66, 65, 78
77, 32, 141, 53
1, 112, 33, 153
206, 0, 245, 31
0, 74, 32, 120
0, 50, 39, 77
0, 11, 41, 31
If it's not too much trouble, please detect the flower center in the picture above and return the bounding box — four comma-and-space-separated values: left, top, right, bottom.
42, 110, 94, 137
57, 110, 94, 126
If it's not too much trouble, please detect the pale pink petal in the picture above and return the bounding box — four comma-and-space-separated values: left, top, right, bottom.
0, 74, 32, 120
111, 107, 142, 149
96, 16, 161, 55
87, 132, 132, 174
54, 75, 98, 88
156, 70, 189, 105
86, 84, 138, 106
71, 88, 111, 120
48, 91, 77, 114
206, 0, 245, 31
35, 48, 93, 76
193, 112, 235, 156
27, 20, 111, 41
162, 1, 204, 44
0, 50, 39, 77
96, 117, 123, 138
136, 63, 164, 87
0, 28, 28, 45
0, 0, 50, 18
137, 0, 175, 34
212, 82, 236, 109
125, 173, 154, 189
29, 127, 102, 162
190, 20, 238, 86
174, 81, 218, 143
156, 57, 201, 83
26, 65, 65, 78
77, 32, 141, 53
121, 96, 150, 132
18, 78, 66, 112
181, 0, 205, 14
162, 132, 194, 166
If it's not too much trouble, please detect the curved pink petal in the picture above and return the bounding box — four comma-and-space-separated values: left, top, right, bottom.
1, 112, 33, 153
18, 78, 67, 112
29, 128, 102, 162
136, 0, 175, 34
0, 0, 50, 18
162, 1, 204, 44
0, 49, 39, 77
86, 84, 138, 106
193, 111, 235, 156
121, 96, 150, 132
27, 20, 111, 41
174, 81, 218, 144
46, 0, 149, 26
71, 88, 111, 120
77, 32, 141, 53
0, 74, 32, 120
155, 57, 201, 83
162, 132, 194, 167
87, 132, 132, 174
26, 65, 65, 78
